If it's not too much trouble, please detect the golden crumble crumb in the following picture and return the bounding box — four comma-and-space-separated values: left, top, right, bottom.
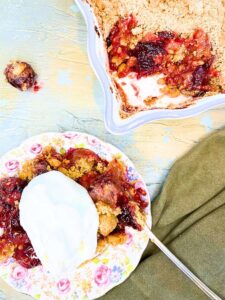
46, 158, 61, 168
96, 201, 121, 216
59, 159, 94, 180
131, 201, 146, 229
99, 214, 118, 237
106, 232, 128, 246
96, 162, 107, 173
0, 242, 15, 262
96, 232, 128, 254
19, 160, 35, 181
96, 238, 108, 254
96, 201, 121, 237
144, 96, 158, 106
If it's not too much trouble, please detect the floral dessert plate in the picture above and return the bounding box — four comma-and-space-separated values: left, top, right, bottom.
0, 132, 150, 300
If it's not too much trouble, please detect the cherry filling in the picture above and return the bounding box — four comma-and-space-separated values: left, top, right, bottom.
107, 15, 222, 96
107, 15, 138, 73
0, 177, 40, 268
118, 206, 141, 231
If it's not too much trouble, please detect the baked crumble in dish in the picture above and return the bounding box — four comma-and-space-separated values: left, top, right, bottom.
0, 138, 148, 270
86, 0, 225, 118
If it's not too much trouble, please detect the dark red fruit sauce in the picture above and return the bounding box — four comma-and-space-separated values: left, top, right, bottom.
107, 15, 222, 96
0, 177, 40, 268
118, 206, 141, 231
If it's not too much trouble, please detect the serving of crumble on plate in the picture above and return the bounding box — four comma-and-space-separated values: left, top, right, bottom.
0, 132, 150, 299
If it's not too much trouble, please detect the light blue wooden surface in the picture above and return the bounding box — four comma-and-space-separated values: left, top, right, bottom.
0, 0, 225, 299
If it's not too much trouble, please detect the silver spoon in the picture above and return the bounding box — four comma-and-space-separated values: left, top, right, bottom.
147, 226, 221, 300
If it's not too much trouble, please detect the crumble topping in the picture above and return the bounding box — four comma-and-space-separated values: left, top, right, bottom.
88, 0, 224, 66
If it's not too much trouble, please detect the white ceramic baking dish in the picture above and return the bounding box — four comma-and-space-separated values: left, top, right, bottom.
76, 0, 225, 134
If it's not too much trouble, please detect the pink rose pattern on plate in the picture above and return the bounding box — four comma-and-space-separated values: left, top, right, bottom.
0, 132, 150, 300
11, 266, 27, 281
5, 160, 19, 172
87, 135, 98, 146
94, 265, 112, 287
94, 265, 123, 286
125, 231, 134, 246
63, 132, 79, 139
57, 279, 71, 294
30, 143, 42, 155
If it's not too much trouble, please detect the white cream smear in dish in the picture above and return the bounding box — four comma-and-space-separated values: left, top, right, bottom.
19, 171, 99, 277
115, 73, 188, 109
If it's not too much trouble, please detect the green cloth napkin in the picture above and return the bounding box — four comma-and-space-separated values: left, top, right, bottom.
102, 129, 225, 300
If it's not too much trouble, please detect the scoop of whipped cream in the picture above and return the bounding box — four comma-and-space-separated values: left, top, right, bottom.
19, 171, 99, 277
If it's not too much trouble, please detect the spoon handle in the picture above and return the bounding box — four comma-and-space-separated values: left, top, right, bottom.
147, 228, 221, 300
